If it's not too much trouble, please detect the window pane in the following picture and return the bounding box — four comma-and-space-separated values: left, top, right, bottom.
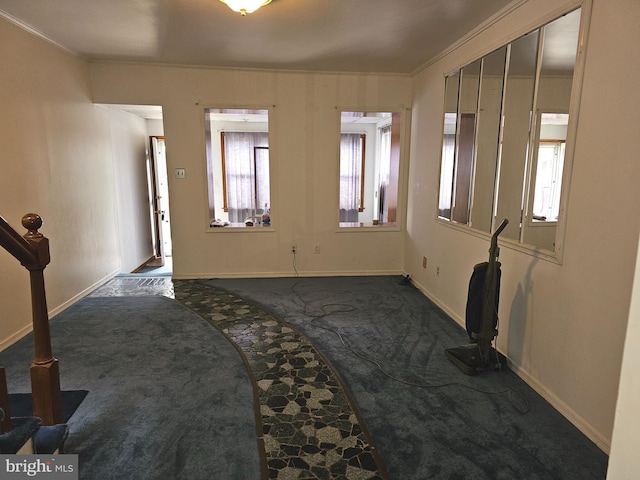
255, 146, 270, 213
339, 133, 363, 222
469, 46, 507, 233
494, 29, 540, 241
533, 141, 565, 221
339, 110, 402, 227
451, 60, 481, 225
204, 108, 270, 228
438, 73, 460, 220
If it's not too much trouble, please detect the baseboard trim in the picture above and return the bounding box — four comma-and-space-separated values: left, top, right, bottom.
172, 269, 405, 280
131, 256, 157, 273
0, 269, 120, 353
409, 277, 465, 328
408, 276, 610, 454
508, 361, 611, 453
49, 269, 120, 319
0, 324, 33, 352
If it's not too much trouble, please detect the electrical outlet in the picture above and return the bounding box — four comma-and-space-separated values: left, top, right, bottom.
314, 244, 321, 254
436, 266, 440, 277
291, 245, 297, 254
422, 256, 427, 269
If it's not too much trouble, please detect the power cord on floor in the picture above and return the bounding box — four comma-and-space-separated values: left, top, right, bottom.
291, 248, 299, 278
288, 277, 530, 415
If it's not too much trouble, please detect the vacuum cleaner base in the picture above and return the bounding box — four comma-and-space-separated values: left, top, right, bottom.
445, 343, 507, 376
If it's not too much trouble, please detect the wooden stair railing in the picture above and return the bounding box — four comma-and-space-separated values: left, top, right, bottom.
0, 367, 11, 433
0, 213, 62, 426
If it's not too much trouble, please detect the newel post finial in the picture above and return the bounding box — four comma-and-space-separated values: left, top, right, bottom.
22, 213, 44, 239
21, 213, 50, 269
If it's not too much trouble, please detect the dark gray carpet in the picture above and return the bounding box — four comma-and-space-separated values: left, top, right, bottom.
0, 277, 609, 479
0, 296, 261, 480
202, 276, 609, 480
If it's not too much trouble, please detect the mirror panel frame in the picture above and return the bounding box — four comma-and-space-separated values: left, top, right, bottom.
436, 2, 591, 263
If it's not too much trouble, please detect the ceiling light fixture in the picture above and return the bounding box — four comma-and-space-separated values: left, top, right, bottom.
220, 0, 272, 16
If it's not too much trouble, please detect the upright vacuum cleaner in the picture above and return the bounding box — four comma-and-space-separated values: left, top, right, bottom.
445, 219, 509, 375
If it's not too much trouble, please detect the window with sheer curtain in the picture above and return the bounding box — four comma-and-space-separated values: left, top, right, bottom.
339, 110, 403, 228
204, 108, 271, 228
339, 133, 365, 222
221, 131, 270, 224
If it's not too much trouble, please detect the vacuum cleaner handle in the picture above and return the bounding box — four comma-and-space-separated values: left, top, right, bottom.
474, 218, 509, 362
494, 218, 509, 239
489, 219, 509, 257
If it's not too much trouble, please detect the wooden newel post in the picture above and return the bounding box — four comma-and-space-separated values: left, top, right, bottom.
21, 214, 62, 426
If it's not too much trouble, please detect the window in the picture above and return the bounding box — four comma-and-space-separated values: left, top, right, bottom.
527, 112, 568, 223
339, 110, 404, 228
339, 133, 365, 222
204, 108, 271, 228
531, 140, 565, 221
438, 114, 457, 218
221, 132, 270, 223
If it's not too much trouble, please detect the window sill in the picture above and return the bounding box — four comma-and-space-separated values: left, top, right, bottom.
207, 222, 275, 232
529, 219, 558, 227
338, 221, 399, 231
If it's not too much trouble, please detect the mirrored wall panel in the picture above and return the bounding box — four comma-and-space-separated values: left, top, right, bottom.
469, 46, 507, 233
437, 7, 584, 257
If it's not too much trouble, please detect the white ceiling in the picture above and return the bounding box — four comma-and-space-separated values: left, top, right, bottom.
0, 0, 516, 75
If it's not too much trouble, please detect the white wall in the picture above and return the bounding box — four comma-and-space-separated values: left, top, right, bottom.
0, 17, 121, 348
90, 66, 412, 278
407, 0, 640, 452
106, 107, 155, 273
607, 232, 640, 478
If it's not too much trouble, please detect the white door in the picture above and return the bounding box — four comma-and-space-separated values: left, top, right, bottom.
151, 137, 172, 263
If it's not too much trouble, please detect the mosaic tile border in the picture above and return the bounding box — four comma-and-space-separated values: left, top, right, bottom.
173, 280, 389, 480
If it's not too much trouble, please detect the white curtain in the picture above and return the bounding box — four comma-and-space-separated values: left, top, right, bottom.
224, 132, 269, 223
339, 133, 362, 222
377, 125, 391, 219
439, 134, 456, 218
